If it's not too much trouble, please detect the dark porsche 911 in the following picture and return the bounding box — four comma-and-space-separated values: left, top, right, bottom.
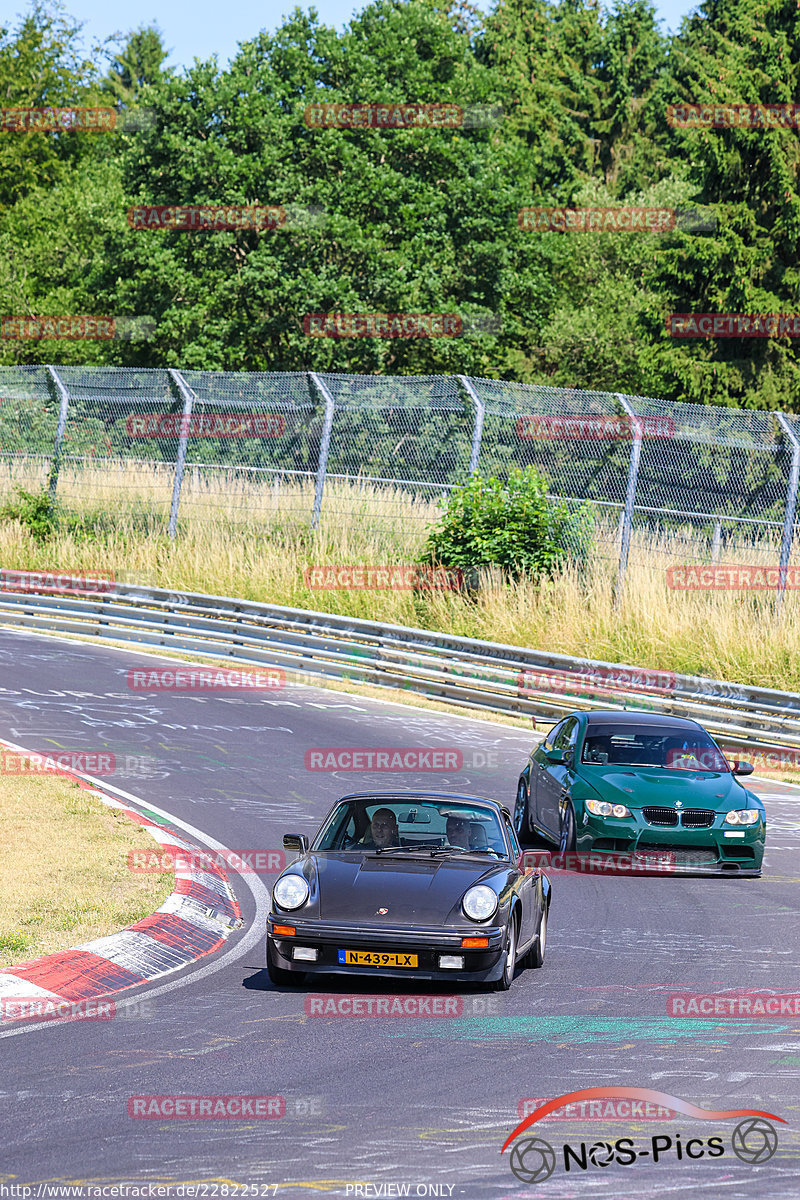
266, 792, 551, 990
515, 709, 766, 876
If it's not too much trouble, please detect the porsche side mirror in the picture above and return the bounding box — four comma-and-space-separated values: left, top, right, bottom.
731, 761, 755, 777
283, 833, 309, 853
543, 746, 566, 764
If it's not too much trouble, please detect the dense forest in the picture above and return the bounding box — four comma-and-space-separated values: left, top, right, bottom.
1, 0, 799, 409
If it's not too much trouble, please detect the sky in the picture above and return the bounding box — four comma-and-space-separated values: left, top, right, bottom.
15, 0, 702, 74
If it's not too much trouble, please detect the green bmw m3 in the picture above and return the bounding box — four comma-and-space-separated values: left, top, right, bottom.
515, 710, 766, 876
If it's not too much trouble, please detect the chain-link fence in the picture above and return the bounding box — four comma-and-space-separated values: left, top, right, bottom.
1, 365, 798, 586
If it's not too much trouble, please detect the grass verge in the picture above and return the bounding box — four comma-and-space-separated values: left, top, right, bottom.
0, 771, 173, 968
2, 463, 800, 690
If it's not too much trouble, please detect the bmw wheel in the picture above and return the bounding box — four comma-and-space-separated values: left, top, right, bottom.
514, 780, 529, 837
559, 802, 576, 853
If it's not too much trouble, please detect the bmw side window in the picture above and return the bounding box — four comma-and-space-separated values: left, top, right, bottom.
544, 720, 565, 752
555, 718, 579, 760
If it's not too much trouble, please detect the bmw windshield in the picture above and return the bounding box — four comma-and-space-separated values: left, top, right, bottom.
581, 725, 730, 772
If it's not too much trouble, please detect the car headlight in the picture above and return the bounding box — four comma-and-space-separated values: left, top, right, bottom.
273, 874, 310, 910
462, 885, 498, 922
724, 809, 760, 826
585, 798, 631, 819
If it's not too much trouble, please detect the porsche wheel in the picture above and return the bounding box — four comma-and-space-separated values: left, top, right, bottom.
267, 938, 304, 987
530, 905, 547, 968
491, 915, 518, 991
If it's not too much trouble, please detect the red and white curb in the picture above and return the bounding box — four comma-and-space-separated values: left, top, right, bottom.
0, 746, 241, 1007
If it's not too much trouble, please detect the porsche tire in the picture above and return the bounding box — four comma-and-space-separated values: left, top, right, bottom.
267, 939, 304, 987
491, 914, 519, 991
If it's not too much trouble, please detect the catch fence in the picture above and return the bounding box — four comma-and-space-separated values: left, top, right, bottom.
0, 366, 798, 588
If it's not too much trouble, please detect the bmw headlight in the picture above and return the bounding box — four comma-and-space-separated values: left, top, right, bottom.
273, 874, 310, 910
724, 809, 760, 826
462, 885, 498, 922
586, 798, 631, 819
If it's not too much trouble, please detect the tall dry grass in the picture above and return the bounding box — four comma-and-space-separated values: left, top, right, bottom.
1, 456, 799, 690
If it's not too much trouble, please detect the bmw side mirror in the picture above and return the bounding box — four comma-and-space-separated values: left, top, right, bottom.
283, 833, 309, 853
731, 761, 754, 777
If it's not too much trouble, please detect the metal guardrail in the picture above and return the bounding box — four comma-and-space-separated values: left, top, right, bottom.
0, 582, 798, 753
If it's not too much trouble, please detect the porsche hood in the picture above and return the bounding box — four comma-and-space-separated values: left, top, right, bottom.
302, 853, 503, 924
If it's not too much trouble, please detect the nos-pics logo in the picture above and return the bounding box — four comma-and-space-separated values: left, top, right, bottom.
501, 1087, 783, 1184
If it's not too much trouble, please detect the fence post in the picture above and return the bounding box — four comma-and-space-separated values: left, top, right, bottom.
167, 369, 195, 540
711, 521, 722, 563
308, 372, 336, 529
458, 375, 485, 474
613, 394, 643, 606
776, 413, 800, 604
46, 365, 70, 506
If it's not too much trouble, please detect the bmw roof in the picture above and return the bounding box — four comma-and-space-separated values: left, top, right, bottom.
583, 710, 703, 729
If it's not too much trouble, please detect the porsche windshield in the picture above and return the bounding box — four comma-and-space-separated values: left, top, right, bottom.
581, 725, 730, 772
312, 799, 508, 855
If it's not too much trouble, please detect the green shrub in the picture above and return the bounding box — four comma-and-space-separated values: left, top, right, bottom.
0, 488, 57, 544
420, 466, 595, 583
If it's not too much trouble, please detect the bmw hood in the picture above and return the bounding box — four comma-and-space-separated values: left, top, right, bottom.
304, 853, 501, 923
582, 768, 756, 812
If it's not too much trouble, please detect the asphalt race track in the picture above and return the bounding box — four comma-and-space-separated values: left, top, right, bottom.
1, 628, 799, 1198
